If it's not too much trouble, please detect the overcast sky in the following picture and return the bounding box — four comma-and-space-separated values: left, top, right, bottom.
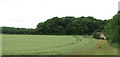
0, 0, 119, 28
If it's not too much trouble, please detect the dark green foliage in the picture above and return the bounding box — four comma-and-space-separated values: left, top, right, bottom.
36, 16, 75, 35
105, 11, 120, 44
37, 16, 106, 35
2, 27, 35, 34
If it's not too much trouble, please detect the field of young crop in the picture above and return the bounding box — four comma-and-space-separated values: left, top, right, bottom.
2, 34, 118, 55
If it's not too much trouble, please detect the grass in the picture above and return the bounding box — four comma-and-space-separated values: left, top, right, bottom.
65, 39, 118, 55
2, 34, 118, 55
0, 34, 2, 56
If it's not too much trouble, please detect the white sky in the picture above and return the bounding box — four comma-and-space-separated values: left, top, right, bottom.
0, 0, 119, 28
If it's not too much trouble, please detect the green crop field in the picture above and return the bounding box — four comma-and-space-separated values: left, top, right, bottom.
2, 34, 118, 55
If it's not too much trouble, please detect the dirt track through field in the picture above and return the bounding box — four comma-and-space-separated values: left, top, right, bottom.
66, 39, 118, 55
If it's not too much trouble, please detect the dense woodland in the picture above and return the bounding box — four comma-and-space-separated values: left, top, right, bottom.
36, 16, 107, 35
105, 11, 120, 44
1, 16, 107, 35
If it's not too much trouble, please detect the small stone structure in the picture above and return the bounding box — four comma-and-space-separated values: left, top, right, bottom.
99, 33, 106, 39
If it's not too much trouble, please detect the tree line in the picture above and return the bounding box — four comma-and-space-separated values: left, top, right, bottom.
1, 16, 107, 35
1, 27, 36, 34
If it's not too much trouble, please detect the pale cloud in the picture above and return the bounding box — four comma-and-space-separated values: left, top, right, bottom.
118, 1, 120, 11
0, 0, 119, 28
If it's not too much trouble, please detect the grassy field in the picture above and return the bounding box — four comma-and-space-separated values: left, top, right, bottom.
2, 34, 118, 55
